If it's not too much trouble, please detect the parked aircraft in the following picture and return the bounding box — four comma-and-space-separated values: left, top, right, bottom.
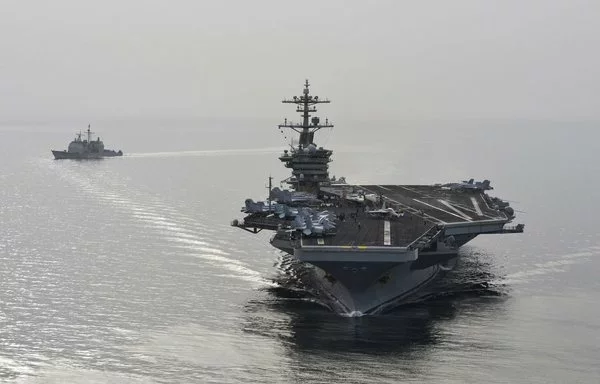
242, 199, 278, 213
366, 200, 404, 218
274, 204, 299, 218
270, 187, 318, 203
291, 209, 336, 236
443, 179, 493, 191
366, 206, 404, 219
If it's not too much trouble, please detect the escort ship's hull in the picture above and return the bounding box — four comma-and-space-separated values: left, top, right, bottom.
52, 149, 123, 160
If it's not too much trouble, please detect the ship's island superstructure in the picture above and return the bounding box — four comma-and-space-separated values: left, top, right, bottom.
52, 125, 123, 160
232, 81, 524, 316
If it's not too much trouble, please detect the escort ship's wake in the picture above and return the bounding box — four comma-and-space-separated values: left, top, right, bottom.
232, 81, 524, 316
52, 125, 123, 159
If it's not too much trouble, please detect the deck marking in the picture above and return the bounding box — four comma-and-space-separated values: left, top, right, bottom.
480, 193, 493, 210
470, 196, 484, 216
479, 193, 507, 219
384, 197, 446, 224
384, 220, 391, 245
447, 202, 496, 219
438, 200, 473, 221
398, 185, 435, 198
413, 199, 471, 222
398, 185, 419, 193
359, 185, 447, 224
376, 185, 391, 191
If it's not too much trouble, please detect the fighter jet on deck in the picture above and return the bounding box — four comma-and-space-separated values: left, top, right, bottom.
366, 201, 404, 219
443, 179, 493, 191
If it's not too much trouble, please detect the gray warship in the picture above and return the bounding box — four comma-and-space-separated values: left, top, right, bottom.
232, 80, 524, 316
52, 125, 123, 160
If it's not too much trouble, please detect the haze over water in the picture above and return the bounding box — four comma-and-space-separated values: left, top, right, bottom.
2, 1, 600, 383
1, 121, 599, 383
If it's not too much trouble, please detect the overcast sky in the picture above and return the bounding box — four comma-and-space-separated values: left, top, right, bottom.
1, 0, 599, 122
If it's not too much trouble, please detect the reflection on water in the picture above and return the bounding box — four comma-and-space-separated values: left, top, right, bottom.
3, 123, 599, 383
243, 247, 509, 357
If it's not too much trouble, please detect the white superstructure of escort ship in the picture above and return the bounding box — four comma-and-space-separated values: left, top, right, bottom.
232, 80, 524, 316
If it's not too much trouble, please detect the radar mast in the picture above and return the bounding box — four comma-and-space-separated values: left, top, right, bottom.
86, 124, 94, 142
278, 79, 333, 147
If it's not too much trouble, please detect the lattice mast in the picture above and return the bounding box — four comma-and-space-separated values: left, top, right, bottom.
86, 124, 94, 142
279, 79, 333, 147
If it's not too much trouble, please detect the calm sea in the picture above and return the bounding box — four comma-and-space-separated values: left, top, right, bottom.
0, 120, 599, 383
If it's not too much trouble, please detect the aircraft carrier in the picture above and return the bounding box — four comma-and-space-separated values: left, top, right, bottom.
232, 80, 524, 316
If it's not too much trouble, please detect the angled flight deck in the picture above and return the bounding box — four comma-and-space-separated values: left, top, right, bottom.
344, 184, 506, 223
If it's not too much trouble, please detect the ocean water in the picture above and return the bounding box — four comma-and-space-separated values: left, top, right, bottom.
0, 120, 599, 383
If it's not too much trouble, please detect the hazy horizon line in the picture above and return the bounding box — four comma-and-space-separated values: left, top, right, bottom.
1, 115, 599, 127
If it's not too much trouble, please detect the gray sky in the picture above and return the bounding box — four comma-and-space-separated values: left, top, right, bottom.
1, 0, 599, 122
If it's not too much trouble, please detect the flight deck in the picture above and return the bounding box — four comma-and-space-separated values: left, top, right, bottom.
355, 184, 507, 223
296, 183, 514, 248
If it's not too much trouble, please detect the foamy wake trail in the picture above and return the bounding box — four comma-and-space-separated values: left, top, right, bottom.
496, 248, 598, 285
0, 355, 37, 378
49, 165, 273, 287
126, 147, 281, 158
342, 311, 364, 318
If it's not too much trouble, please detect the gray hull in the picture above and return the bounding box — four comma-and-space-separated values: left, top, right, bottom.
272, 235, 459, 315
52, 149, 123, 160
52, 150, 102, 160
309, 260, 449, 315
266, 209, 517, 315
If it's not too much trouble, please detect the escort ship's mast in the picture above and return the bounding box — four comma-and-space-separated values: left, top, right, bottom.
86, 124, 94, 142
278, 80, 334, 193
